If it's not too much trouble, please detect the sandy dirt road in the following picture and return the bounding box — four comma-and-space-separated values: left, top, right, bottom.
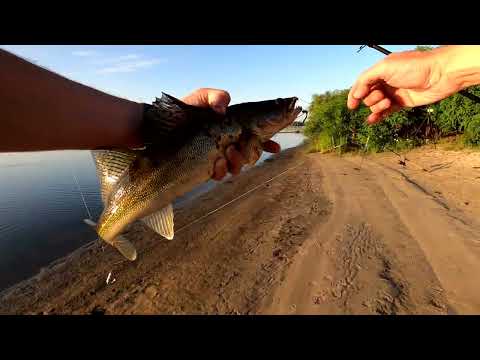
266, 150, 480, 314
1, 146, 480, 314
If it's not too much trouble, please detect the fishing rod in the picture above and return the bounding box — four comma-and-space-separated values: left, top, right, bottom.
357, 45, 480, 104
300, 109, 308, 124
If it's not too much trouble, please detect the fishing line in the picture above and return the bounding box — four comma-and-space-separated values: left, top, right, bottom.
109, 159, 307, 268
352, 137, 479, 188
175, 160, 306, 235
69, 165, 93, 221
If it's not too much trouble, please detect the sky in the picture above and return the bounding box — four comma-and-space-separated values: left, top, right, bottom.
1, 45, 418, 108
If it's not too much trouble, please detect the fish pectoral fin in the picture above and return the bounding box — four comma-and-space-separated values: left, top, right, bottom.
142, 204, 175, 240
112, 235, 137, 261
83, 218, 136, 261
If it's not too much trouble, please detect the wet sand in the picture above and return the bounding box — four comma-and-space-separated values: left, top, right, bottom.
2, 144, 480, 314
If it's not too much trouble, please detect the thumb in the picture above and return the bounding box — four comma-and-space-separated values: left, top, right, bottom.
182, 88, 231, 114
206, 89, 231, 114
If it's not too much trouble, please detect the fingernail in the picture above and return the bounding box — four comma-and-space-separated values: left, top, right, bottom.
353, 90, 363, 99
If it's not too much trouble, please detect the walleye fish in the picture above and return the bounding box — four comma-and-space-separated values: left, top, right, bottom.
85, 93, 302, 260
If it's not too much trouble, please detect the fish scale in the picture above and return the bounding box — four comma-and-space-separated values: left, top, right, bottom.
86, 93, 302, 260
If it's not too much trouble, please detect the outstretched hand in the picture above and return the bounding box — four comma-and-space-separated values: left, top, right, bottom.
347, 46, 475, 124
182, 88, 281, 181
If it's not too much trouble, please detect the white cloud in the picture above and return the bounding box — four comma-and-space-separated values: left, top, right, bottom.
113, 54, 140, 61
92, 53, 141, 65
97, 58, 165, 74
72, 50, 98, 57
70, 49, 165, 74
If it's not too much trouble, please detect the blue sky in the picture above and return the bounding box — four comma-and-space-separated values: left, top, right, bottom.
1, 45, 417, 107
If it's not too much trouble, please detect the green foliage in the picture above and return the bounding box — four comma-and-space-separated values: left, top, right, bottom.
307, 132, 334, 153
435, 86, 480, 134
415, 45, 435, 51
305, 84, 480, 153
304, 43, 480, 153
464, 114, 480, 145
304, 89, 368, 150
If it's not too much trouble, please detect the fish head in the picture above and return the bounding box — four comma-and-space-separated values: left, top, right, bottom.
229, 97, 302, 142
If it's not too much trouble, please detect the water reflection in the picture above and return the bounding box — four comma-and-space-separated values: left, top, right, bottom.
0, 132, 305, 291
0, 151, 103, 291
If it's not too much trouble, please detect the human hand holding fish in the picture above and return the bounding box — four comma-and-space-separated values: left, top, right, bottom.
0, 49, 278, 180
86, 92, 302, 260
181, 88, 281, 180
0, 49, 300, 261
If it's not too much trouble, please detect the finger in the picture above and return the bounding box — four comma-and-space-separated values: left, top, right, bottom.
226, 145, 246, 175
182, 88, 231, 114
207, 89, 231, 114
348, 83, 384, 109
369, 98, 392, 114
363, 89, 385, 107
367, 104, 399, 125
347, 92, 361, 110
238, 137, 262, 165
367, 112, 384, 124
348, 61, 388, 107
212, 157, 228, 181
262, 140, 281, 153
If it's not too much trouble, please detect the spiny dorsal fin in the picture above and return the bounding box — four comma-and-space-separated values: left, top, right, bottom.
91, 149, 138, 204
142, 93, 192, 144
142, 93, 221, 146
142, 204, 175, 240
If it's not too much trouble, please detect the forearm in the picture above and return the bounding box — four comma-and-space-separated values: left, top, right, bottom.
435, 45, 480, 91
0, 49, 143, 152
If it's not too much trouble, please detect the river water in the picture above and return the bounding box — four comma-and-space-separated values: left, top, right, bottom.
0, 132, 305, 291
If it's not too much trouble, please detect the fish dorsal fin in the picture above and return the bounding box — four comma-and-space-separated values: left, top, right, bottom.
142, 204, 175, 240
142, 93, 192, 144
92, 149, 138, 204
142, 93, 220, 146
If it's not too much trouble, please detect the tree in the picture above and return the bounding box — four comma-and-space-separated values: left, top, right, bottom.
415, 45, 435, 51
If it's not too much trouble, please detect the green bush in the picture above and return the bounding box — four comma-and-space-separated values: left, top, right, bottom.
464, 114, 480, 145
303, 45, 480, 153
305, 84, 480, 153
304, 89, 369, 150
304, 89, 422, 153
307, 132, 333, 153
435, 87, 480, 134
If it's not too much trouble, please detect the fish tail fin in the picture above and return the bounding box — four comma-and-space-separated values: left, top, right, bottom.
84, 218, 97, 227
112, 235, 137, 261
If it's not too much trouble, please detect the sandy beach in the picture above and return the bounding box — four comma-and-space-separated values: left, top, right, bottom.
2, 144, 480, 315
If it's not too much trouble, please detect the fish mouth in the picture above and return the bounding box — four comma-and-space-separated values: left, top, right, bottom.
287, 97, 303, 118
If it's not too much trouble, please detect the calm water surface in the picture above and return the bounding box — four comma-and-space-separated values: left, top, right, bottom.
0, 133, 305, 291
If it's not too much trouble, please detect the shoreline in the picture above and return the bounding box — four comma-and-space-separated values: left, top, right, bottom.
2, 144, 480, 314
0, 145, 317, 314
